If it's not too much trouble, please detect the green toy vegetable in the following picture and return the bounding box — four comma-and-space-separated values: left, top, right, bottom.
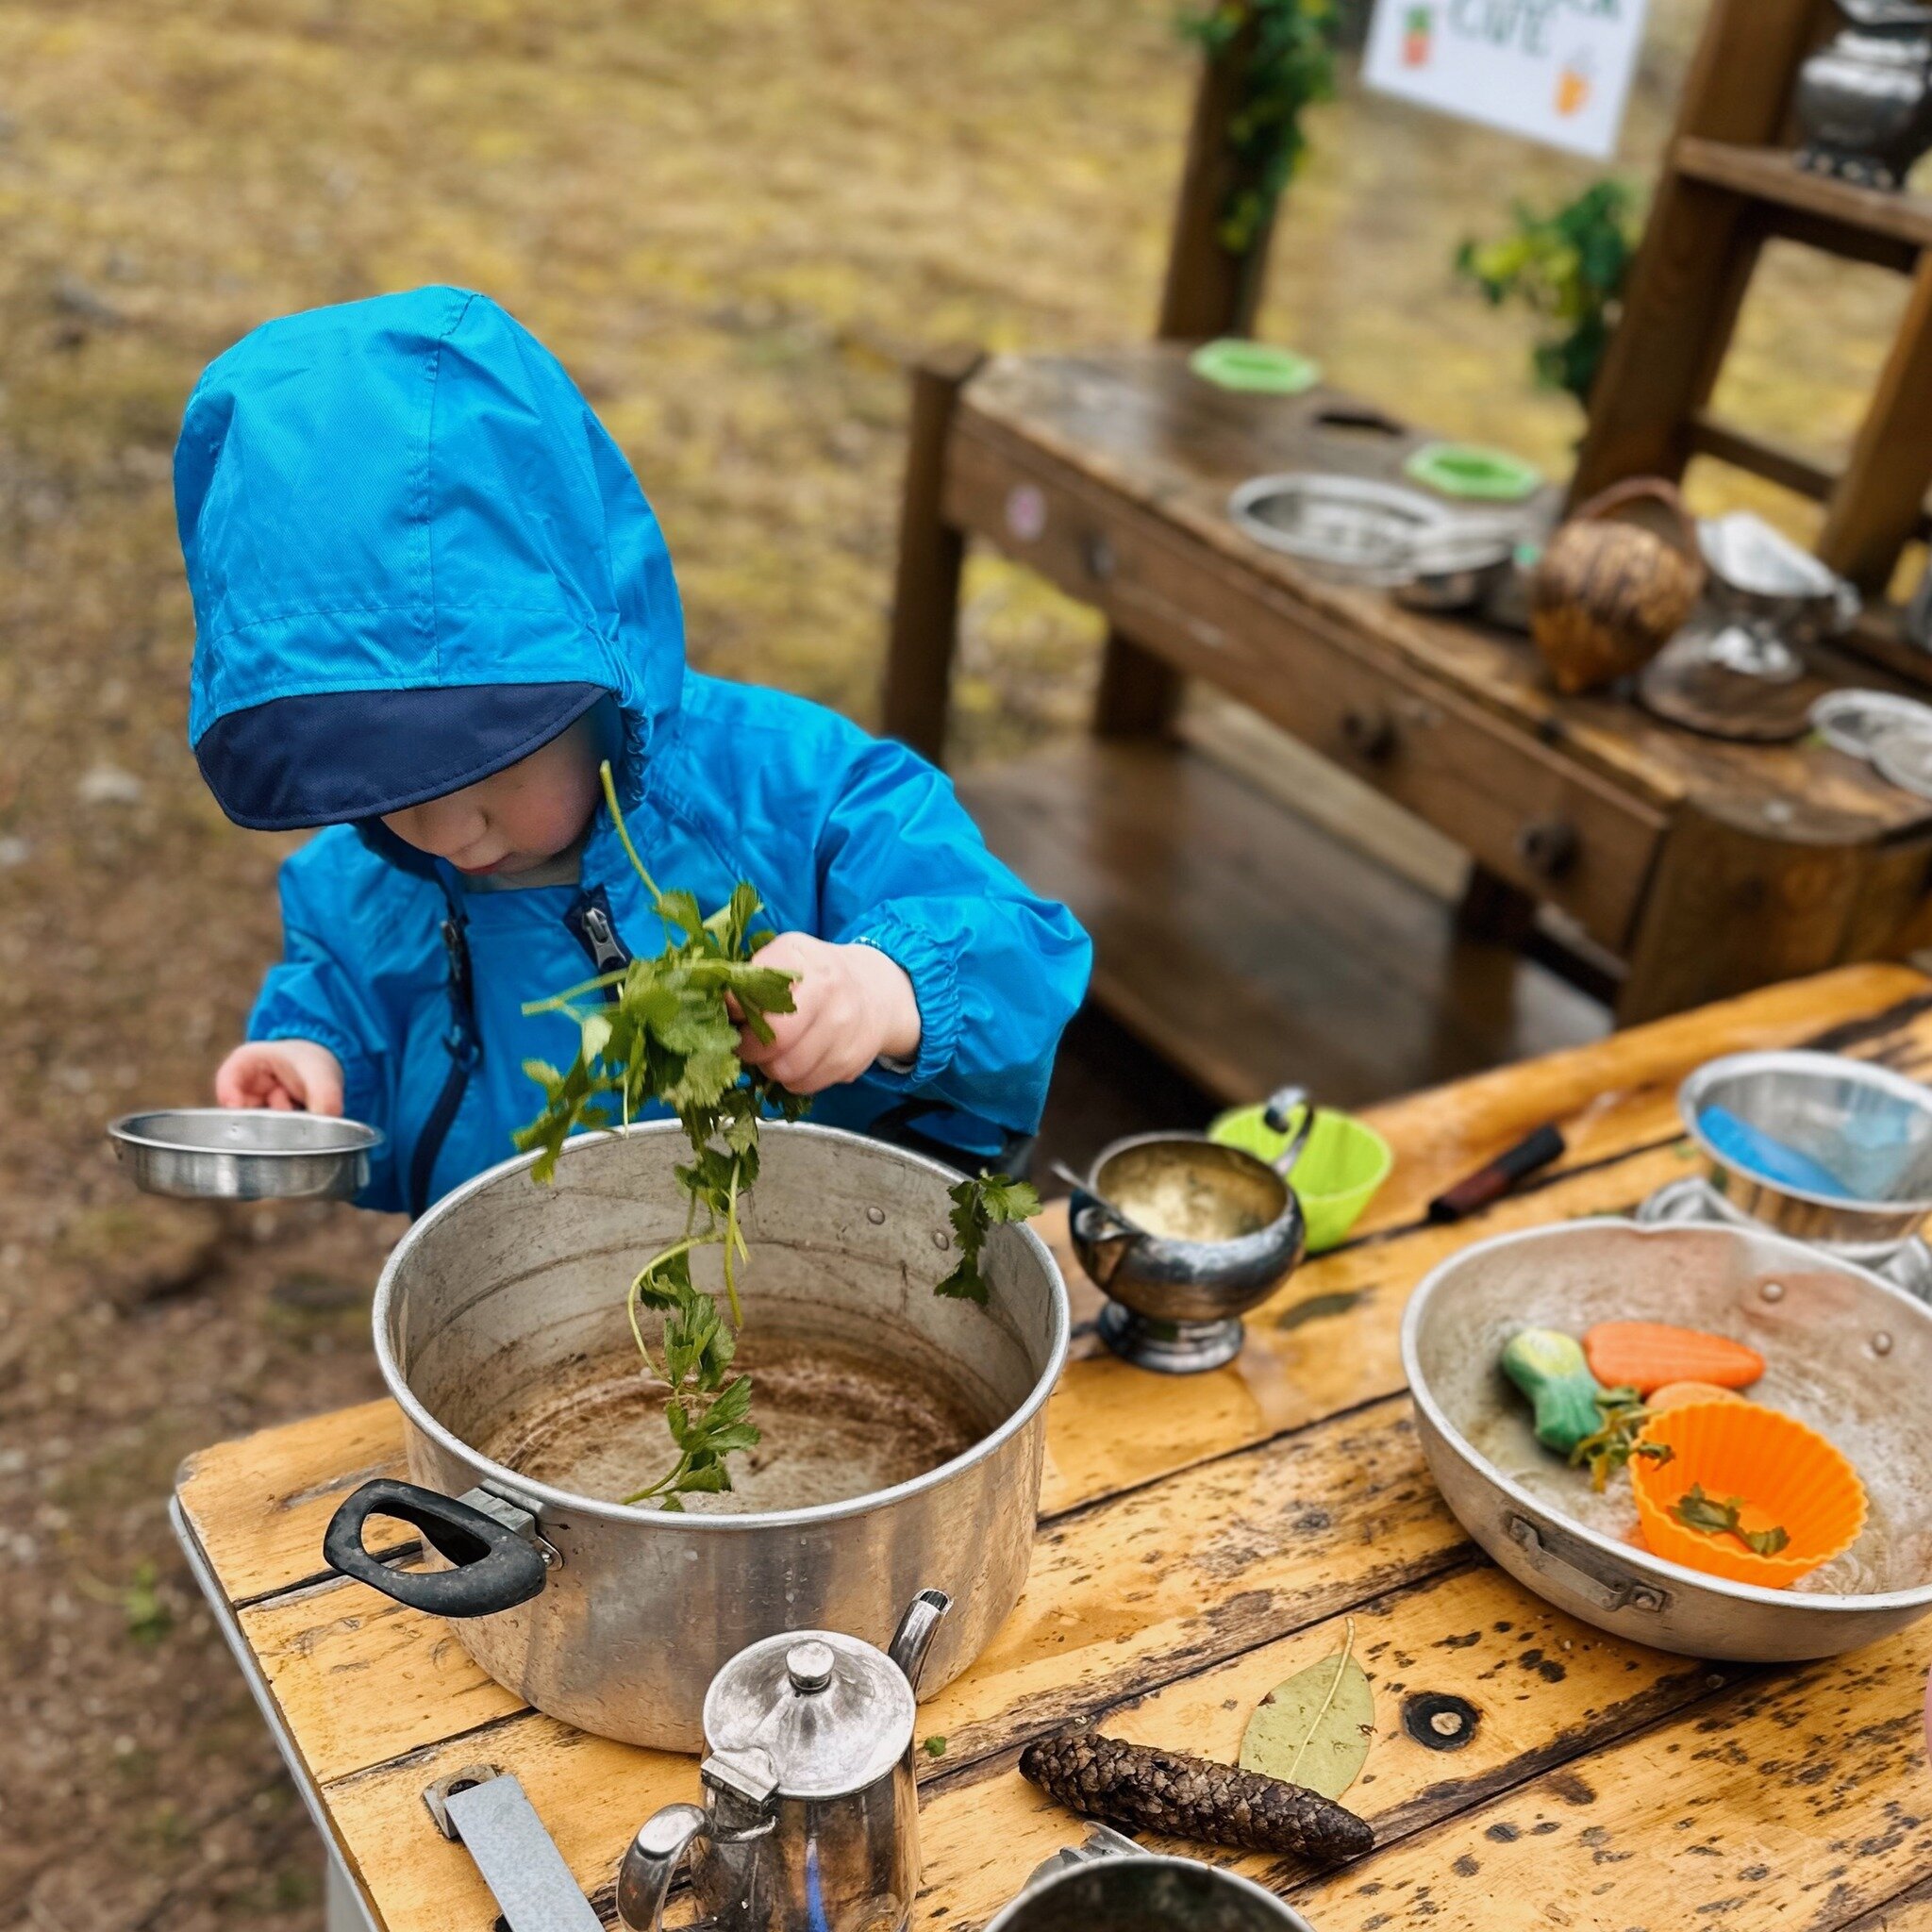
1501, 1327, 1607, 1456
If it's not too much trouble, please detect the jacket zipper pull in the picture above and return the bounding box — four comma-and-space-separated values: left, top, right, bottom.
581, 905, 625, 973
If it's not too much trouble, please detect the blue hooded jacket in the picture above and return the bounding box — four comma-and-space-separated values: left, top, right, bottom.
175, 288, 1091, 1213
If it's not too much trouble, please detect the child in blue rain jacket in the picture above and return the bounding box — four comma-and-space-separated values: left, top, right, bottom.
175, 287, 1091, 1215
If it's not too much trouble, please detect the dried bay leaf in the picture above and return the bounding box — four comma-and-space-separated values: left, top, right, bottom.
1238, 1618, 1374, 1800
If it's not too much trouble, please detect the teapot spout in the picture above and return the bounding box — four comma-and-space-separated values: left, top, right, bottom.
887, 1589, 951, 1695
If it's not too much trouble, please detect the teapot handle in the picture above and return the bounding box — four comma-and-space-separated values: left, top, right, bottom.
617, 1804, 709, 1932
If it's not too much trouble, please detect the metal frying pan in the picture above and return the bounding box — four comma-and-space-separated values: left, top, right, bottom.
1402, 1218, 1932, 1661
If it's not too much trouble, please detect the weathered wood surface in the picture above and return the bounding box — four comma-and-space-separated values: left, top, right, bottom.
173, 965, 1932, 1932
958, 741, 1607, 1108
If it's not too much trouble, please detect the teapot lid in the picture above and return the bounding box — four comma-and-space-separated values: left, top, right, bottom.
703, 1629, 916, 1802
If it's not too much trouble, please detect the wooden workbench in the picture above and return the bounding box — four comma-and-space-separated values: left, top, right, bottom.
883, 347, 1932, 1102
175, 964, 1932, 1932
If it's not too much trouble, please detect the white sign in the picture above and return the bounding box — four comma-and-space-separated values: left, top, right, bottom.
1362, 0, 1650, 162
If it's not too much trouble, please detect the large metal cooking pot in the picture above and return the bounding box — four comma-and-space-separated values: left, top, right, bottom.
1403, 1218, 1932, 1661
322, 1122, 1068, 1749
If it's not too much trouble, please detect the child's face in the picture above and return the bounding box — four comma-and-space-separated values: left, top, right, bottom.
382, 714, 601, 878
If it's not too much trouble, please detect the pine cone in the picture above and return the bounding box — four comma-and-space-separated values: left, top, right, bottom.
1018, 1730, 1374, 1867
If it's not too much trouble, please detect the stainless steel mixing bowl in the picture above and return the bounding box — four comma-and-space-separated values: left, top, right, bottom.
1680, 1049, 1932, 1244
108, 1107, 383, 1201
1403, 1217, 1932, 1661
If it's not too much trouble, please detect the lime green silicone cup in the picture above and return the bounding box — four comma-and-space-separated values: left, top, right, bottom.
1208, 1104, 1394, 1253
1188, 339, 1322, 395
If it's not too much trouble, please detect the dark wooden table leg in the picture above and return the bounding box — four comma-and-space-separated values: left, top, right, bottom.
1616, 809, 1932, 1026
1094, 629, 1185, 739
882, 345, 983, 768
1454, 863, 1540, 948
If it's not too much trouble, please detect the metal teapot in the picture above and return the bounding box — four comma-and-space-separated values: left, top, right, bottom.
1067, 1086, 1313, 1374
618, 1591, 949, 1932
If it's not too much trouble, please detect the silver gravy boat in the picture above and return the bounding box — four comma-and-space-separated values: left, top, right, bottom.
619, 1591, 948, 1932
1068, 1087, 1313, 1374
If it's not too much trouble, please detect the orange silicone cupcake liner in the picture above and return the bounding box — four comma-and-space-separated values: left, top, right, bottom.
1629, 1399, 1867, 1589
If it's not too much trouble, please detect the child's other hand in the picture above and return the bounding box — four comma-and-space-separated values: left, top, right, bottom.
215, 1040, 346, 1115
736, 934, 920, 1093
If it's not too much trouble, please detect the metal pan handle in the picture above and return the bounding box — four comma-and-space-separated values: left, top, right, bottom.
324, 1477, 552, 1618
1507, 1513, 1670, 1617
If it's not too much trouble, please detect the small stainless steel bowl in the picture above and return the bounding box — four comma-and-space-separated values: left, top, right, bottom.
1680, 1050, 1932, 1245
108, 1108, 382, 1201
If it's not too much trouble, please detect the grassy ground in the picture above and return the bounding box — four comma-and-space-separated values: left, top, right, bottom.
0, 3, 1913, 1924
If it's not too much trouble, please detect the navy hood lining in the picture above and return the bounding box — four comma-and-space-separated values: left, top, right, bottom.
195, 680, 609, 831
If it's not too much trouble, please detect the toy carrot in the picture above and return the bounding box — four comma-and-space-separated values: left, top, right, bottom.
1583, 1323, 1763, 1397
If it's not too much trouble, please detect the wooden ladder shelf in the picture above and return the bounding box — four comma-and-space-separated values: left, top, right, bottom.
1573, 0, 1932, 641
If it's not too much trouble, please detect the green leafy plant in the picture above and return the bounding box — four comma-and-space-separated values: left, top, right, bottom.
1670, 1483, 1790, 1558
517, 762, 1038, 1507
936, 1172, 1041, 1303
1569, 1388, 1674, 1493
1455, 180, 1638, 407
1179, 0, 1341, 257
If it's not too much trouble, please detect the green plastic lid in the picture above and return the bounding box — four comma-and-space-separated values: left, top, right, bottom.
1189, 339, 1322, 395
1404, 441, 1543, 503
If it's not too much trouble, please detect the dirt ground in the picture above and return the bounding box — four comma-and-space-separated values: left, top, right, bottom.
0, 3, 1915, 1925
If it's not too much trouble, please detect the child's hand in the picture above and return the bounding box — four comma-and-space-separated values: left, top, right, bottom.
215, 1040, 346, 1115
735, 934, 921, 1093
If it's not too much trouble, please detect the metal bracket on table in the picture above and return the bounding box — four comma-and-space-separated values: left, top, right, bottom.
1636, 1175, 1932, 1304
423, 1765, 603, 1932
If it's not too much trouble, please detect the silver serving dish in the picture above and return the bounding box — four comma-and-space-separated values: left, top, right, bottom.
1227, 472, 1518, 607
108, 1107, 383, 1201
1690, 513, 1861, 683
1404, 1218, 1932, 1660
1809, 688, 1932, 761
1681, 1050, 1932, 1245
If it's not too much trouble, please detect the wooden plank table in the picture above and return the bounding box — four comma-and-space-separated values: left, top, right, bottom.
174, 964, 1932, 1932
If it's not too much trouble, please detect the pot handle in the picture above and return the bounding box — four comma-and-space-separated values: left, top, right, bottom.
323, 1477, 551, 1618
1260, 1086, 1316, 1179
617, 1804, 710, 1932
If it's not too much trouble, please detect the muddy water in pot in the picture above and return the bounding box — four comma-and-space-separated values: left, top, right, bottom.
484, 1315, 1000, 1511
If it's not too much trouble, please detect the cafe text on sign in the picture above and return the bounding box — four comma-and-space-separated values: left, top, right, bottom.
1363, 0, 1650, 161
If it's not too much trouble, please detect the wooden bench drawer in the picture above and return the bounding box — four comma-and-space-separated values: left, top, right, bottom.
945, 420, 1665, 952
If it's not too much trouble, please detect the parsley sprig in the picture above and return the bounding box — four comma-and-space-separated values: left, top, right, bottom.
1670, 1483, 1790, 1558
514, 762, 1037, 1508
937, 1172, 1041, 1303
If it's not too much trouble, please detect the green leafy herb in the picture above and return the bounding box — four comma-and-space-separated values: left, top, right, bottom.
1669, 1483, 1790, 1557
515, 762, 807, 1506
1568, 1388, 1674, 1493
517, 763, 1040, 1506
937, 1172, 1041, 1304
923, 1736, 948, 1758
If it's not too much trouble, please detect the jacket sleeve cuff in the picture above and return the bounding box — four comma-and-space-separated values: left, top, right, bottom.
853, 917, 960, 1088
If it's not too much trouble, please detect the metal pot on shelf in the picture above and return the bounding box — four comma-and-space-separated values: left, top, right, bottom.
321, 1122, 1068, 1750
1798, 0, 1932, 191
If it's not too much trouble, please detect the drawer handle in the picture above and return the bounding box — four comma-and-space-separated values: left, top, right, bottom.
1517, 818, 1579, 879
1341, 708, 1395, 761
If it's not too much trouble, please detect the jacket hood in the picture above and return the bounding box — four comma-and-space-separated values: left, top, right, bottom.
175, 286, 684, 828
